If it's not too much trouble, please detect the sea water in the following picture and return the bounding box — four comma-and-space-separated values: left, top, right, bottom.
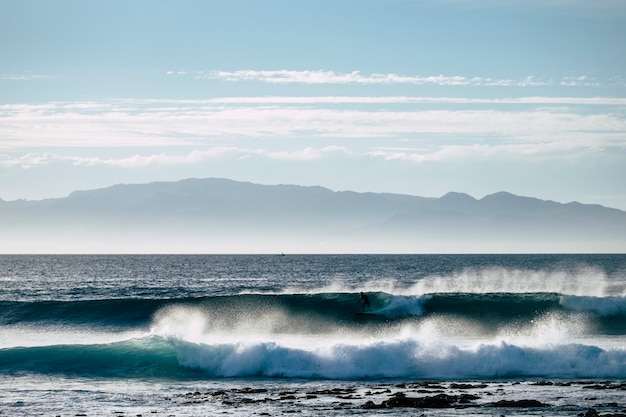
0, 254, 625, 416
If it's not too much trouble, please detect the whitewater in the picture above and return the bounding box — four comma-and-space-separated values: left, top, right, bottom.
1, 254, 625, 416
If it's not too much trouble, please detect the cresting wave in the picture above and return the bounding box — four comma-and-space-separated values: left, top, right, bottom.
2, 292, 626, 329
1, 329, 626, 380
1, 289, 625, 381
171, 337, 626, 380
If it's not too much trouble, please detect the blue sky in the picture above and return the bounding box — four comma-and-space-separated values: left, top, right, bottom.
1, 0, 626, 209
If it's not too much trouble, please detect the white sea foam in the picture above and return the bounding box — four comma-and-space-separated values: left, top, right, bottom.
168, 331, 626, 380
152, 306, 626, 380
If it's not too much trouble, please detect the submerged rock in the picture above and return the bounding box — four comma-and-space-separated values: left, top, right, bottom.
361, 392, 479, 409
490, 399, 549, 408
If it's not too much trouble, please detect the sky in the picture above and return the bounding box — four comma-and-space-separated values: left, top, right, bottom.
1, 0, 626, 210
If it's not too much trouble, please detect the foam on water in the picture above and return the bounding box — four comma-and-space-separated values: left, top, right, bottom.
145, 303, 626, 380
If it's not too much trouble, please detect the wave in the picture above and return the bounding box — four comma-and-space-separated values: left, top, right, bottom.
2, 291, 626, 381
172, 338, 626, 380
560, 295, 626, 316
1, 333, 625, 381
0, 298, 172, 330
2, 292, 626, 333
0, 336, 200, 379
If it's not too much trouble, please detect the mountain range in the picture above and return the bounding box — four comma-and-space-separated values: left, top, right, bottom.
1, 178, 625, 253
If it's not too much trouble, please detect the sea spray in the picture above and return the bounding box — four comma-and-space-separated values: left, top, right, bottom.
407, 265, 612, 296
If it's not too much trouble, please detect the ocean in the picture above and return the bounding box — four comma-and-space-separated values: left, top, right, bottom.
1, 254, 625, 416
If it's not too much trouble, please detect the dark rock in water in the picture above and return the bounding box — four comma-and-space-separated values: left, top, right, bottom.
233, 387, 268, 394
361, 392, 479, 409
581, 408, 626, 417
449, 382, 488, 390
490, 399, 549, 408
387, 393, 452, 408
530, 380, 554, 386
307, 387, 356, 396
409, 381, 446, 390
583, 382, 626, 390
361, 400, 382, 409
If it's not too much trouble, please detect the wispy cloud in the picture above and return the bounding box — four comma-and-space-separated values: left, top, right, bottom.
366, 140, 593, 163
192, 70, 546, 87
192, 96, 626, 106
71, 148, 240, 167
0, 74, 52, 81
2, 105, 623, 147
0, 146, 350, 169
6, 95, 626, 111
560, 76, 601, 87
252, 145, 349, 161
1, 98, 624, 168
177, 70, 626, 88
0, 149, 232, 169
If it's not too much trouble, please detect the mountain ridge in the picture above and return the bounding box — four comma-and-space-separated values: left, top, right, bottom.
1, 177, 624, 253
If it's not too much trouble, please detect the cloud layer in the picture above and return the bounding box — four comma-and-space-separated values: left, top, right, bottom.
1, 96, 625, 168
171, 70, 625, 88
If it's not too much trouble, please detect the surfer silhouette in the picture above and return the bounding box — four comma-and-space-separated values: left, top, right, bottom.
357, 292, 371, 311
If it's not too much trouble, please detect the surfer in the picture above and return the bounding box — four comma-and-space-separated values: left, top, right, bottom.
357, 292, 370, 311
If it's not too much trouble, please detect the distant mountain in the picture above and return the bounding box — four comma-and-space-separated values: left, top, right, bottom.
1, 178, 625, 253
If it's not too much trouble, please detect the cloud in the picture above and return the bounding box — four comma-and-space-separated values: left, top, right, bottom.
0, 149, 242, 169
366, 141, 587, 163
195, 70, 550, 87
253, 145, 350, 161
0, 153, 60, 168
185, 70, 626, 88
1, 99, 624, 163
560, 76, 601, 87
0, 74, 52, 81
201, 96, 626, 105
1, 133, 604, 171
72, 147, 240, 167
0, 146, 351, 169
